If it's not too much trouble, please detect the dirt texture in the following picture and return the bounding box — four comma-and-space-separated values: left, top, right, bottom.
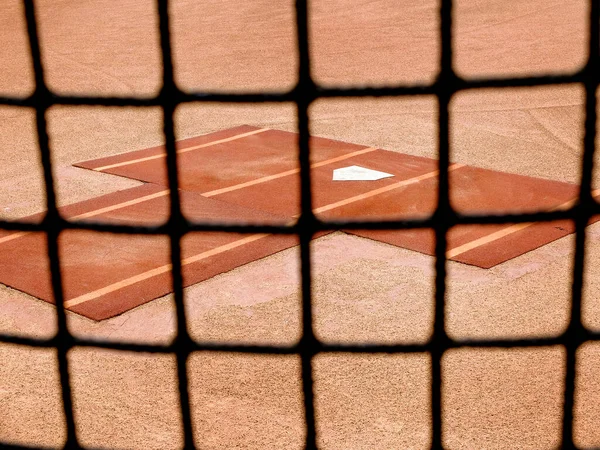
1, 0, 600, 449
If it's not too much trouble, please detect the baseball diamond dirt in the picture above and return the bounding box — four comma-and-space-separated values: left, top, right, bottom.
2, 0, 600, 449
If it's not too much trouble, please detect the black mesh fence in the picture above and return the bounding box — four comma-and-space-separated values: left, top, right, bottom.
0, 0, 599, 448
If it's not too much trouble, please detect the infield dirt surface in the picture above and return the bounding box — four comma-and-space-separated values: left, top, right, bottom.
2, 1, 600, 449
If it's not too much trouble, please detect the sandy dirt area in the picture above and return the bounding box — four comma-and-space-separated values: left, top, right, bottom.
1, 0, 600, 448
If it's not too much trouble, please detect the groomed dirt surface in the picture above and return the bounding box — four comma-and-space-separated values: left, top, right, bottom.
2, 0, 600, 448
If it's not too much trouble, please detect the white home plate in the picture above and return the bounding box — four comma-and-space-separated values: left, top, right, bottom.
333, 165, 394, 181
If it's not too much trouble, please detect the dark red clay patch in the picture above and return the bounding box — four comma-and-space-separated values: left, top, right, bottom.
0, 184, 298, 320
5, 127, 594, 320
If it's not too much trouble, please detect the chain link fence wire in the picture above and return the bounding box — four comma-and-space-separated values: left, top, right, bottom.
0, 0, 599, 448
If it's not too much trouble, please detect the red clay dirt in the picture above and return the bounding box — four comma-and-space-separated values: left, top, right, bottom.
76, 126, 599, 269
0, 183, 298, 320
2, 126, 592, 321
